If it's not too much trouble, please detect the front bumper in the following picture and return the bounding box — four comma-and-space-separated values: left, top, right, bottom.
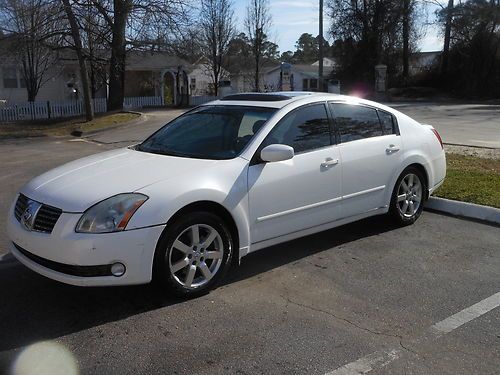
7, 203, 165, 287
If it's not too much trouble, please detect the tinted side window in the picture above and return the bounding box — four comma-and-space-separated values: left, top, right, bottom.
378, 110, 398, 135
263, 104, 331, 153
330, 103, 383, 143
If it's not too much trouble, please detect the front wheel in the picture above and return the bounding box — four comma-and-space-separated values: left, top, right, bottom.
389, 167, 426, 225
153, 211, 234, 297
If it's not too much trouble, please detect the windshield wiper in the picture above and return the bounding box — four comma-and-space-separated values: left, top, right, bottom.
138, 146, 192, 158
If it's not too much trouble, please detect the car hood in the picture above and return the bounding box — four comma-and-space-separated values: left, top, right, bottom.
21, 148, 219, 212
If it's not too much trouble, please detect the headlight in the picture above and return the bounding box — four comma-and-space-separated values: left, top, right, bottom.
76, 193, 148, 233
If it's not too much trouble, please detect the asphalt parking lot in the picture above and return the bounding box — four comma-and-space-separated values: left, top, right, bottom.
0, 105, 499, 374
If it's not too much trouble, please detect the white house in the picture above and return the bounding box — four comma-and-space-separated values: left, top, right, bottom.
0, 36, 217, 106
189, 60, 231, 96
231, 62, 336, 93
311, 57, 339, 68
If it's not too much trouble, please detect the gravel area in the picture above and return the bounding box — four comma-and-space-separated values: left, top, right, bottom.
444, 144, 500, 160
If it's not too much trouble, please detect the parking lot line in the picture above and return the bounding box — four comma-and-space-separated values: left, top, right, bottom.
430, 291, 500, 335
325, 291, 500, 375
325, 349, 401, 375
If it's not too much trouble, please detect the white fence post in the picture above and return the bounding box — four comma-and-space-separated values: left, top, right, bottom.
0, 97, 109, 122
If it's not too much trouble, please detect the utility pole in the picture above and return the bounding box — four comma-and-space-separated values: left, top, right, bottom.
318, 0, 324, 92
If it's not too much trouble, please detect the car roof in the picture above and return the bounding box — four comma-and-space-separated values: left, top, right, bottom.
205, 92, 337, 109
203, 92, 397, 115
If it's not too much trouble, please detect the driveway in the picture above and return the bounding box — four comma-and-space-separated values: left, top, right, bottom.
0, 107, 499, 374
390, 103, 500, 148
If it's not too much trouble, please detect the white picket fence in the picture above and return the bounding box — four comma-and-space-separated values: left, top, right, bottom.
0, 96, 167, 122
0, 98, 107, 122
123, 96, 164, 109
190, 95, 221, 106
0, 94, 228, 122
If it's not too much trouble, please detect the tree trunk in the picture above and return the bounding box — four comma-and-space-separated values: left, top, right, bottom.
108, 0, 129, 111
441, 0, 454, 75
61, 0, 94, 121
402, 0, 410, 81
318, 0, 324, 91
255, 54, 260, 92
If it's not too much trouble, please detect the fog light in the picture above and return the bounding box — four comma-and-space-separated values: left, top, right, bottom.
111, 262, 126, 277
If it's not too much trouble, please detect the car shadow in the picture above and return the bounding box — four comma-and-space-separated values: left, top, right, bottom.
0, 215, 399, 352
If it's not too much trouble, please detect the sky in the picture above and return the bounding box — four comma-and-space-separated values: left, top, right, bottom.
233, 0, 445, 54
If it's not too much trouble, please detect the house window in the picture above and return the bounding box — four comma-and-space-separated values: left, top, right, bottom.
309, 79, 318, 90
190, 78, 196, 89
302, 78, 308, 90
3, 67, 18, 89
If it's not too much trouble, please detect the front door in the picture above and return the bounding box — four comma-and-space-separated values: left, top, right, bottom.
248, 103, 342, 244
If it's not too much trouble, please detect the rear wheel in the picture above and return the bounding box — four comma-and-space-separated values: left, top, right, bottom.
389, 167, 426, 225
154, 212, 233, 297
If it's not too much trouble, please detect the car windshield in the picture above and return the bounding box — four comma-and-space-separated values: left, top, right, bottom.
136, 105, 277, 160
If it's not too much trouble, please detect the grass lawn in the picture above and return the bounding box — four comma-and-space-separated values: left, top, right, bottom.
435, 153, 500, 208
0, 112, 140, 138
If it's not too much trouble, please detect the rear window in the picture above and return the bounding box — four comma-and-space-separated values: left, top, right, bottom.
378, 110, 399, 135
330, 103, 383, 143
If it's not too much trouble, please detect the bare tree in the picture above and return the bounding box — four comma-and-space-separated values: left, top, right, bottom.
61, 0, 93, 120
244, 0, 271, 92
441, 0, 454, 74
89, 0, 190, 110
199, 0, 234, 96
0, 0, 64, 101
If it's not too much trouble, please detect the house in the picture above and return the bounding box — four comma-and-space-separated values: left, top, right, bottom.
0, 36, 213, 106
230, 62, 336, 93
311, 57, 339, 68
124, 51, 191, 106
189, 59, 231, 96
0, 38, 86, 103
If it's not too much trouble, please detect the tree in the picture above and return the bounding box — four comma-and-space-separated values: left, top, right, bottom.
89, 0, 190, 110
280, 50, 294, 63
244, 0, 272, 91
437, 0, 500, 96
402, 0, 411, 80
441, 0, 454, 74
327, 0, 420, 90
0, 0, 64, 101
61, 0, 93, 120
199, 0, 234, 96
166, 28, 203, 64
262, 39, 279, 60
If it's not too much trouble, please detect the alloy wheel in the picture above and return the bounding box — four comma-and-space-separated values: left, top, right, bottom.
168, 224, 224, 289
396, 173, 422, 218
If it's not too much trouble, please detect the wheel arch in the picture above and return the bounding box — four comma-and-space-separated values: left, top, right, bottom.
161, 200, 241, 258
404, 163, 430, 200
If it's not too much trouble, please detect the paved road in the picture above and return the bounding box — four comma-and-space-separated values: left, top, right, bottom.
0, 107, 499, 374
390, 103, 500, 148
0, 213, 498, 374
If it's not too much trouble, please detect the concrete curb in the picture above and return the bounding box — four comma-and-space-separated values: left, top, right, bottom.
425, 197, 500, 225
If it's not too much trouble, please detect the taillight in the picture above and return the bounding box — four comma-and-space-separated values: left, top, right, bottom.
431, 128, 443, 149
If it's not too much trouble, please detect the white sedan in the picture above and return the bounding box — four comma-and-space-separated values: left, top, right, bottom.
7, 93, 446, 296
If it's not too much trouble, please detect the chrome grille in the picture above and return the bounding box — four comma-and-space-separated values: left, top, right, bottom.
14, 194, 29, 221
14, 194, 62, 233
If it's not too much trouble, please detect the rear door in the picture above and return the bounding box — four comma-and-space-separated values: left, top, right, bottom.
329, 102, 402, 218
248, 103, 342, 243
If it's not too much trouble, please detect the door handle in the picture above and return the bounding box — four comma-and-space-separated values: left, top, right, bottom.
321, 158, 339, 167
386, 144, 400, 153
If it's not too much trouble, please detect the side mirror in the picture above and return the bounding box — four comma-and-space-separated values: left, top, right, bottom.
260, 144, 294, 163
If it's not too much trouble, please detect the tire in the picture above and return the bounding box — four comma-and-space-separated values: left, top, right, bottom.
153, 211, 234, 297
389, 166, 426, 226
